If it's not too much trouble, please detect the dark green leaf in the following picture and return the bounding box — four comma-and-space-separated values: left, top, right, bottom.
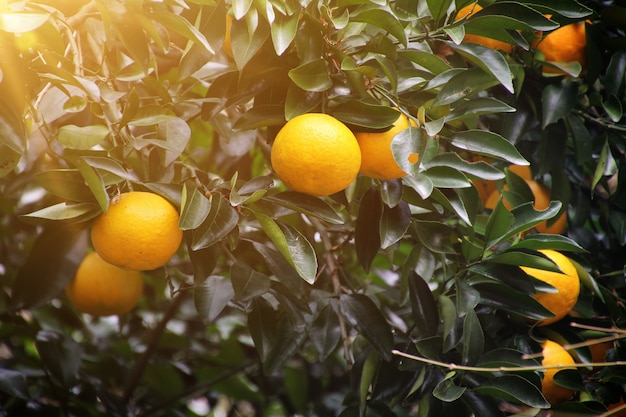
355, 187, 383, 272
0, 369, 29, 400
339, 294, 394, 360
288, 59, 332, 92
380, 200, 410, 249
180, 185, 212, 230
605, 50, 626, 96
542, 81, 578, 128
476, 282, 555, 320
194, 275, 235, 323
474, 375, 549, 408
11, 224, 88, 310
309, 303, 341, 360
509, 234, 585, 252
285, 85, 322, 120
230, 261, 270, 302
191, 194, 239, 250
35, 330, 82, 389
265, 191, 344, 224
330, 101, 400, 128
433, 372, 466, 402
249, 241, 302, 294
456, 278, 480, 317
462, 309, 484, 365
448, 130, 528, 166
409, 271, 439, 339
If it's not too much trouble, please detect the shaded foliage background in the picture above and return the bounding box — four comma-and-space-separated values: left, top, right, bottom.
1, 0, 626, 416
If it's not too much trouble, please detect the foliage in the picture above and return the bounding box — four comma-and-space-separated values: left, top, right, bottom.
1, 0, 626, 416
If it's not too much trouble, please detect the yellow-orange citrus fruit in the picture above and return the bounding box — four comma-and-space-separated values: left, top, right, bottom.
540, 340, 576, 404
485, 179, 567, 234
91, 191, 183, 271
535, 22, 587, 74
66, 252, 144, 316
475, 164, 532, 205
270, 113, 361, 196
355, 112, 419, 180
589, 340, 613, 363
455, 3, 514, 53
521, 249, 580, 326
223, 13, 233, 57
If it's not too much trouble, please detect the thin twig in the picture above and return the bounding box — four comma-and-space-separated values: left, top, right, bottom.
392, 349, 626, 373
122, 293, 187, 404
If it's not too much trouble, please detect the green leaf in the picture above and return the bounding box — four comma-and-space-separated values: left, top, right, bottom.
423, 166, 471, 188
427, 0, 453, 20
194, 275, 235, 324
604, 50, 626, 96
456, 278, 480, 317
191, 194, 239, 250
265, 191, 344, 224
351, 8, 407, 46
339, 294, 394, 361
355, 187, 383, 272
433, 372, 466, 402
56, 124, 109, 150
447, 97, 516, 121
230, 261, 271, 302
127, 105, 177, 126
270, 12, 299, 55
476, 282, 554, 321
509, 234, 585, 252
331, 101, 401, 128
288, 59, 332, 92
380, 201, 410, 249
10, 224, 88, 310
485, 250, 562, 272
449, 42, 513, 94
34, 169, 94, 202
256, 213, 318, 284
158, 117, 191, 166
20, 202, 100, 224
35, 330, 82, 389
179, 185, 212, 230
448, 130, 528, 166
409, 271, 439, 339
542, 81, 578, 128
249, 241, 302, 294
285, 84, 322, 120
432, 68, 500, 106
150, 11, 214, 53
462, 309, 484, 365
70, 155, 109, 213
0, 369, 29, 400
398, 50, 451, 75
474, 375, 550, 408
391, 127, 423, 177
309, 303, 341, 360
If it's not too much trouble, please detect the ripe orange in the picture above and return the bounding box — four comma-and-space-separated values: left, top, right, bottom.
540, 340, 576, 405
535, 22, 587, 74
91, 191, 183, 271
521, 249, 580, 326
355, 112, 419, 180
485, 179, 567, 234
455, 3, 514, 53
270, 113, 361, 196
66, 252, 144, 316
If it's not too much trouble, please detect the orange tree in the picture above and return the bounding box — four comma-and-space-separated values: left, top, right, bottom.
1, 0, 626, 416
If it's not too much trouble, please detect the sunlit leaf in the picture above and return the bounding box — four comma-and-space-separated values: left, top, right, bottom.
57, 125, 109, 150
180, 185, 212, 230
288, 59, 332, 92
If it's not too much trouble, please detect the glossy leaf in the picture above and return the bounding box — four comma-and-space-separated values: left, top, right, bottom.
409, 271, 439, 339
191, 194, 239, 250
194, 275, 235, 323
433, 372, 466, 402
339, 294, 394, 361
309, 302, 341, 360
351, 9, 407, 46
35, 330, 82, 389
265, 191, 344, 224
20, 202, 99, 224
355, 187, 383, 272
380, 200, 411, 249
180, 185, 212, 230
474, 375, 549, 408
288, 59, 332, 92
57, 124, 109, 150
432, 67, 500, 106
391, 127, 423, 177
542, 81, 578, 128
476, 282, 555, 320
231, 261, 271, 302
462, 309, 484, 365
270, 12, 299, 55
448, 130, 528, 166
10, 224, 88, 310
450, 43, 513, 94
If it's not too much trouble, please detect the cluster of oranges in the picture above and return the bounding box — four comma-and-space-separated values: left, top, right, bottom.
66, 191, 183, 317
271, 112, 420, 196
456, 2, 588, 75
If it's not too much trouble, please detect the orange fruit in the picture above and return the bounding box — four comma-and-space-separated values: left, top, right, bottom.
455, 3, 514, 53
521, 249, 580, 326
355, 112, 419, 180
91, 191, 183, 271
66, 252, 144, 316
589, 340, 613, 364
270, 113, 361, 196
535, 22, 587, 74
540, 340, 576, 405
475, 164, 532, 205
484, 179, 567, 234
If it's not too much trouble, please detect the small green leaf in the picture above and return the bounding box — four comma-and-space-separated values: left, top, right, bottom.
194, 275, 234, 323
474, 375, 550, 408
57, 124, 109, 150
288, 59, 332, 92
433, 372, 466, 402
179, 185, 212, 230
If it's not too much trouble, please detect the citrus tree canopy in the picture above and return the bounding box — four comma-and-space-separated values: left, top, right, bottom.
1, 0, 626, 416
